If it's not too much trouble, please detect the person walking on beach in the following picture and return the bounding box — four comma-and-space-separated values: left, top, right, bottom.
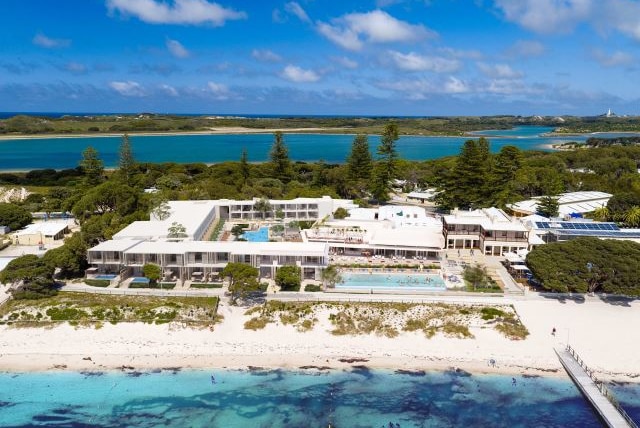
552, 327, 556, 336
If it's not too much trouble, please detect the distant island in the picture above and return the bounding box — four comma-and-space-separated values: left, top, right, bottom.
2, 113, 640, 137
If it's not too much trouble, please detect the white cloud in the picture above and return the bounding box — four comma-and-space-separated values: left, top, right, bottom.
160, 84, 179, 96
109, 81, 146, 97
477, 62, 524, 79
333, 56, 359, 69
284, 2, 310, 23
388, 51, 460, 73
493, 0, 591, 33
32, 33, 70, 48
485, 79, 528, 94
251, 49, 282, 62
317, 10, 436, 51
106, 0, 246, 26
506, 40, 545, 57
444, 77, 469, 94
281, 65, 320, 83
207, 81, 232, 99
591, 49, 634, 67
166, 39, 190, 58
439, 47, 483, 60
601, 0, 640, 40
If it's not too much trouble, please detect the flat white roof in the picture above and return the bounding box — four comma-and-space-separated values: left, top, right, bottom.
370, 227, 444, 249
88, 239, 143, 252
508, 191, 612, 215
118, 240, 328, 256
444, 209, 527, 232
15, 222, 69, 236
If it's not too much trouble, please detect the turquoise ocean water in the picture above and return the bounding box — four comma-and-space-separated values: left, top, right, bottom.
2, 368, 638, 427
0, 126, 615, 171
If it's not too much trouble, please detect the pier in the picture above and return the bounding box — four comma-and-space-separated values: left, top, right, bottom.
555, 345, 637, 428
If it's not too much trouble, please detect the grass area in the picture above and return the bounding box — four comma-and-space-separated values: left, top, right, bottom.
84, 279, 110, 288
0, 292, 218, 327
304, 284, 322, 292
127, 282, 176, 289
242, 301, 529, 340
190, 283, 223, 289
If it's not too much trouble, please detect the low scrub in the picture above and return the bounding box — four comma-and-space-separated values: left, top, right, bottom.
85, 279, 110, 287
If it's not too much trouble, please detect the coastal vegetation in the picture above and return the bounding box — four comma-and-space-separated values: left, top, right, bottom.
526, 237, 640, 295
243, 301, 528, 339
0, 293, 218, 327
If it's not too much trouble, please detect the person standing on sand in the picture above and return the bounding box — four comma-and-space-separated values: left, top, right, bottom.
552, 327, 556, 336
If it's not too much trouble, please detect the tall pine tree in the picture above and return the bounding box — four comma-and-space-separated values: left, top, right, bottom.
347, 134, 372, 180
370, 123, 399, 202
269, 131, 291, 182
240, 148, 250, 184
79, 146, 104, 186
118, 134, 136, 186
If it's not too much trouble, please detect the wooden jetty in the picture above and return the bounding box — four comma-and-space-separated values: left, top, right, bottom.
555, 345, 638, 428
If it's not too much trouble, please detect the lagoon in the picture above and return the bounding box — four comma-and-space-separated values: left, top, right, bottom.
0, 126, 596, 171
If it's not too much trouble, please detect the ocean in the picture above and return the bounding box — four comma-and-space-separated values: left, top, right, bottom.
0, 126, 597, 171
2, 368, 638, 427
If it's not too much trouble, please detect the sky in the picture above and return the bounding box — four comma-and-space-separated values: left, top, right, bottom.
2, 0, 640, 116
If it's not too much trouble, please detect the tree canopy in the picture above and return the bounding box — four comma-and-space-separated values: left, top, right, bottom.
221, 262, 260, 304
275, 265, 301, 291
79, 146, 104, 186
0, 254, 57, 299
269, 132, 291, 183
526, 237, 640, 295
0, 203, 32, 231
371, 123, 399, 202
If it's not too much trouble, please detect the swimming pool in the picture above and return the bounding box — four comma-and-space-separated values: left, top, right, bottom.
337, 273, 446, 291
94, 274, 117, 280
242, 226, 269, 242
130, 277, 150, 284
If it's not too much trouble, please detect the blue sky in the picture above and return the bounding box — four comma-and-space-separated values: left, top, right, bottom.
2, 0, 640, 116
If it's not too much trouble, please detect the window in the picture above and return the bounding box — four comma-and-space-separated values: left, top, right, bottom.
194, 253, 203, 262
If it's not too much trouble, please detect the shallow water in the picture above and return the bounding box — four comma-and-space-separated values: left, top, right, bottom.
0, 368, 610, 427
0, 126, 598, 170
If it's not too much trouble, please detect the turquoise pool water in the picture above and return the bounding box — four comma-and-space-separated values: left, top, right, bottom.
94, 274, 117, 280
337, 273, 446, 291
130, 277, 150, 284
242, 226, 269, 242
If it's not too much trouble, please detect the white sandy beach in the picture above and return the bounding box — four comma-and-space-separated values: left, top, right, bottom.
0, 296, 638, 382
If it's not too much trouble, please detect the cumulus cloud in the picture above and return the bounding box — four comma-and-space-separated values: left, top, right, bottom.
317, 10, 436, 51
377, 76, 470, 97
207, 81, 233, 99
109, 81, 146, 97
106, 0, 246, 26
591, 49, 634, 67
284, 2, 310, 23
166, 39, 190, 58
493, 0, 592, 34
506, 40, 545, 58
444, 77, 469, 94
280, 65, 320, 83
251, 49, 282, 62
333, 56, 359, 69
388, 51, 460, 73
32, 33, 71, 48
477, 63, 524, 79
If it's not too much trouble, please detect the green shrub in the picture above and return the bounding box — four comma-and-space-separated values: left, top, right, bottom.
85, 279, 110, 287
304, 284, 322, 292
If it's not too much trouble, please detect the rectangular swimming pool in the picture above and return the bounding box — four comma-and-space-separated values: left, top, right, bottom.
94, 274, 117, 280
336, 272, 446, 291
130, 277, 150, 284
242, 226, 269, 242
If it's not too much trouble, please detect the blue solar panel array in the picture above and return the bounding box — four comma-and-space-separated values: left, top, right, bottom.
535, 222, 619, 231
554, 230, 640, 238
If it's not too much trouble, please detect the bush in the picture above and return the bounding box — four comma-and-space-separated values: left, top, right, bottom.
275, 266, 301, 291
190, 283, 223, 289
85, 279, 110, 287
304, 284, 322, 292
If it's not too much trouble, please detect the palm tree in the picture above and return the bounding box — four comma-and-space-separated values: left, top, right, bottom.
624, 206, 640, 227
321, 265, 341, 289
591, 206, 610, 222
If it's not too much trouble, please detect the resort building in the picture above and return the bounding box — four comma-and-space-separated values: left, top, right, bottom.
12, 222, 70, 246
87, 240, 328, 281
304, 205, 445, 260
507, 191, 612, 218
442, 208, 535, 255
523, 217, 640, 244
213, 196, 356, 222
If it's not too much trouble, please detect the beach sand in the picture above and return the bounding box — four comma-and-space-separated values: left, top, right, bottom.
0, 296, 638, 382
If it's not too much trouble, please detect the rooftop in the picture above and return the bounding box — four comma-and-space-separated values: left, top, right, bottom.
508, 191, 613, 216
14, 222, 69, 236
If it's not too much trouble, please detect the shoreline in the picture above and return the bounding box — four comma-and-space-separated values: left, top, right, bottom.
1, 296, 639, 384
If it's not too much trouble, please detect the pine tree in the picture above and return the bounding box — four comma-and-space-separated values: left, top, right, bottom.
536, 196, 560, 218
79, 146, 104, 186
118, 134, 136, 185
269, 131, 291, 182
240, 148, 250, 184
370, 123, 399, 202
347, 134, 372, 180
490, 145, 522, 207
440, 138, 491, 209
